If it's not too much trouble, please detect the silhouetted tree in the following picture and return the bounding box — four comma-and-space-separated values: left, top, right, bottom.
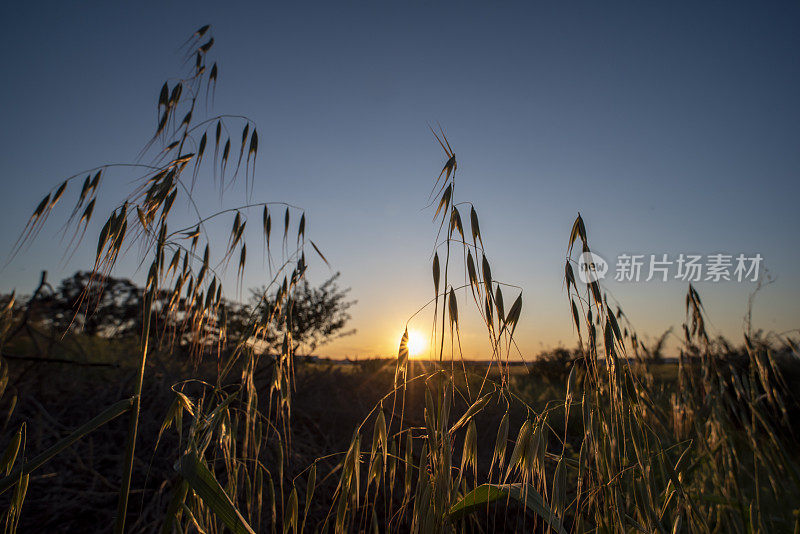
30, 270, 355, 357
38, 271, 142, 337
249, 272, 355, 355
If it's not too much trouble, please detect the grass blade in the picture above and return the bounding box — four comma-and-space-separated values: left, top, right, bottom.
0, 397, 134, 494
448, 483, 566, 534
176, 450, 256, 534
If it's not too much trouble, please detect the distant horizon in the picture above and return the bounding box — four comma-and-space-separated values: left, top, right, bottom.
1, 265, 780, 362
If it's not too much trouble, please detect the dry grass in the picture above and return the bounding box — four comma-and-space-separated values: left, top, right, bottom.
0, 25, 798, 534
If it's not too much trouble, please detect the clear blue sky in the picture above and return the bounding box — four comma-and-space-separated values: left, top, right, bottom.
1, 1, 798, 358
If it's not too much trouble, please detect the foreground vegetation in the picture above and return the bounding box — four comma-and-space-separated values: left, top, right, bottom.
0, 26, 798, 533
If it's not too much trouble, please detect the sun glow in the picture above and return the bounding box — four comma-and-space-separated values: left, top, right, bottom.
407, 329, 427, 358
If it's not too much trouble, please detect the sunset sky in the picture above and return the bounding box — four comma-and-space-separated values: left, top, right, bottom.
1, 2, 798, 359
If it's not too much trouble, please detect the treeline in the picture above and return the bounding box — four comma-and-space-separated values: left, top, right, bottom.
0, 270, 355, 360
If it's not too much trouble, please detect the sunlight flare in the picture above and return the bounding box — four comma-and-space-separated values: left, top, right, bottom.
407, 329, 427, 358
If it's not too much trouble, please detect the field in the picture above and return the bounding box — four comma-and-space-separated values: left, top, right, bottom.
1, 325, 799, 532
0, 24, 798, 534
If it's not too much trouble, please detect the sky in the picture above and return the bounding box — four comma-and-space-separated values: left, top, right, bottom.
0, 1, 798, 359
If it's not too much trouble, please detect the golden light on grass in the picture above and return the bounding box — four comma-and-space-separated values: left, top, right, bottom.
406, 329, 426, 358
7, 24, 798, 534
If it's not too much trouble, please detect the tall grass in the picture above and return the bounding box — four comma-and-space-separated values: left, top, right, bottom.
1, 26, 313, 533
0, 26, 798, 533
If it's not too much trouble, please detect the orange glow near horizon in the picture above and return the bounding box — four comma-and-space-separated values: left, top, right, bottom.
407, 329, 427, 358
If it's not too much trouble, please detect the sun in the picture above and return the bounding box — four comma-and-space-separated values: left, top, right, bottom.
407, 329, 427, 358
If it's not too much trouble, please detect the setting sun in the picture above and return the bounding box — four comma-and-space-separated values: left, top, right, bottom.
407, 329, 427, 358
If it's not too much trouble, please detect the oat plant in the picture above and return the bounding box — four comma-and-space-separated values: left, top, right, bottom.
2, 26, 320, 533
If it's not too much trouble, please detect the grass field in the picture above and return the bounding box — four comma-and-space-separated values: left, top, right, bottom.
1, 326, 798, 532
0, 25, 798, 534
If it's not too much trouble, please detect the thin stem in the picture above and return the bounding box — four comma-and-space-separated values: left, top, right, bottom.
113, 285, 154, 533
